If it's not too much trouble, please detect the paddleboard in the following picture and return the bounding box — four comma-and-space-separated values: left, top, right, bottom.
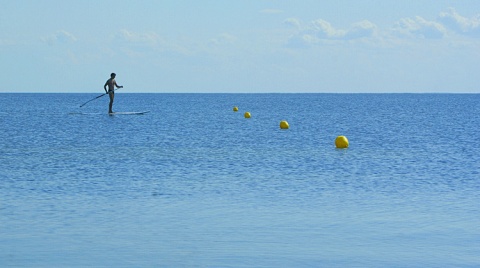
109, 111, 150, 115
69, 112, 102, 115
70, 111, 150, 115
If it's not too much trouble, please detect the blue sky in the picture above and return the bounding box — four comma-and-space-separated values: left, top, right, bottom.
1, 0, 479, 93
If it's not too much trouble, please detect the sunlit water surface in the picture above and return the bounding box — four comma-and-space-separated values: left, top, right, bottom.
1, 93, 479, 267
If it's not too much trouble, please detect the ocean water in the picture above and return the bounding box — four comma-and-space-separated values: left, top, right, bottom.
0, 93, 479, 267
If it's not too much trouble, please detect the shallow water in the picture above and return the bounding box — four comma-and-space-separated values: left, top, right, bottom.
1, 93, 479, 267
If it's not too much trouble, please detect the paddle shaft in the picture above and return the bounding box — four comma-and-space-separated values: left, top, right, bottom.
79, 88, 121, 108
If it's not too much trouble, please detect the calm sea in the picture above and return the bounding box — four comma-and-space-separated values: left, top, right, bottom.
1, 93, 479, 267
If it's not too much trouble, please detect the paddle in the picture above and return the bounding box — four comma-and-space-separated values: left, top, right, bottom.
79, 88, 121, 108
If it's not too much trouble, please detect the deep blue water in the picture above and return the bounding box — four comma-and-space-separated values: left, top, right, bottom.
0, 93, 479, 267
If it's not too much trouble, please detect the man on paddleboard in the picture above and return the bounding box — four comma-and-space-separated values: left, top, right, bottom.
104, 73, 123, 113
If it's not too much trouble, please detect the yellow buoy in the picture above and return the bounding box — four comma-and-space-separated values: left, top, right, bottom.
233, 106, 239, 112
280, 120, 289, 129
244, 112, 251, 118
335, 136, 349, 148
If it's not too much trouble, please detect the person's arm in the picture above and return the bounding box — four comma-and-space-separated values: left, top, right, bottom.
104, 81, 108, 93
114, 81, 123, 88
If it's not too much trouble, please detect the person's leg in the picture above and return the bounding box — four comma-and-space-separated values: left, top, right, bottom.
108, 91, 114, 113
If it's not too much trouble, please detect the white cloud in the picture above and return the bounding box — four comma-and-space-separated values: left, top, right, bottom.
286, 18, 377, 46
394, 16, 447, 39
345, 20, 377, 39
313, 19, 377, 40
438, 8, 480, 37
310, 19, 347, 39
285, 34, 317, 48
210, 33, 237, 46
284, 18, 302, 30
111, 29, 197, 58
393, 9, 480, 39
284, 9, 480, 48
42, 30, 77, 46
114, 29, 162, 45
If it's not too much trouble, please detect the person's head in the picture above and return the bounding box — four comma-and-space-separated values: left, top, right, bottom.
111, 73, 116, 78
